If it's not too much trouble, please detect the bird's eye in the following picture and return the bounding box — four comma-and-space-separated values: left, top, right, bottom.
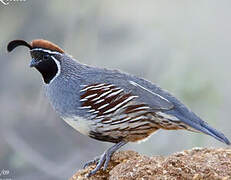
43, 54, 50, 60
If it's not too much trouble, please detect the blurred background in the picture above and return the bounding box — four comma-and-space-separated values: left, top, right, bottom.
1, 0, 231, 179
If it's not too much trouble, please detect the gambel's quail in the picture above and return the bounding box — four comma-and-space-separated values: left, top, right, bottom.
7, 39, 230, 177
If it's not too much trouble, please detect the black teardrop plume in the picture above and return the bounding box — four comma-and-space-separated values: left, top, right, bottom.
7, 40, 32, 52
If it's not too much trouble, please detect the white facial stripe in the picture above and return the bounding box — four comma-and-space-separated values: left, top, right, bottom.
30, 48, 62, 55
48, 56, 61, 84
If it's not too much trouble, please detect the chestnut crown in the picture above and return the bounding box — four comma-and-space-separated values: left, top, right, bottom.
7, 39, 64, 53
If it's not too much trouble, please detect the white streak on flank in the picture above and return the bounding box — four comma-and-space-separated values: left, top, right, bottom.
130, 116, 145, 122
91, 96, 101, 102
80, 98, 87, 102
80, 89, 87, 92
103, 96, 137, 114
122, 116, 132, 121
94, 99, 104, 104
98, 103, 109, 110
111, 118, 129, 125
156, 112, 179, 121
102, 87, 111, 91
114, 87, 121, 90
129, 80, 170, 103
90, 87, 106, 91
84, 93, 98, 99
90, 84, 113, 91
132, 106, 150, 111
97, 89, 113, 99
106, 89, 123, 98
31, 48, 62, 55
88, 109, 96, 113
101, 119, 112, 124
80, 83, 105, 92
92, 110, 99, 114
90, 84, 115, 91
49, 56, 61, 84
80, 84, 123, 101
79, 106, 91, 109
95, 115, 105, 119
104, 84, 115, 88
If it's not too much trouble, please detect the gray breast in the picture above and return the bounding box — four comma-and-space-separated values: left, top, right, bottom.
44, 76, 82, 118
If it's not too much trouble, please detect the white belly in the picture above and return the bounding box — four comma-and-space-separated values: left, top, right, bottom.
62, 116, 92, 136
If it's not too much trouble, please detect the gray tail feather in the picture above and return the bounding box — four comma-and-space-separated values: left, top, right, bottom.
183, 118, 230, 145
168, 110, 230, 145
199, 121, 230, 145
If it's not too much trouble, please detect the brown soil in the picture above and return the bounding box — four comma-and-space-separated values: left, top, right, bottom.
70, 148, 231, 180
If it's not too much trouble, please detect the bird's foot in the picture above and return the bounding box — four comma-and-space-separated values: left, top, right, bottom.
86, 151, 110, 177
83, 156, 100, 169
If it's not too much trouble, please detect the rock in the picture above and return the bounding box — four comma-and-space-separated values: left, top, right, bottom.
70, 148, 231, 180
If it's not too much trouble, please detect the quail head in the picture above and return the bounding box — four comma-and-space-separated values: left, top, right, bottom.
7, 39, 230, 177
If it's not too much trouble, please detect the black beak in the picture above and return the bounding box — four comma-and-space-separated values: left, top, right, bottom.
30, 59, 41, 67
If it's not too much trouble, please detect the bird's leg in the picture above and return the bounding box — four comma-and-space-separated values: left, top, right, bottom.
102, 141, 126, 170
86, 141, 127, 177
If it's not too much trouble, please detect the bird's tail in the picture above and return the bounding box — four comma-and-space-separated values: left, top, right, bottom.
198, 121, 230, 145
168, 109, 230, 145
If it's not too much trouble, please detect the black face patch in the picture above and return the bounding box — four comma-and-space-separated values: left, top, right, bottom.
30, 50, 59, 84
